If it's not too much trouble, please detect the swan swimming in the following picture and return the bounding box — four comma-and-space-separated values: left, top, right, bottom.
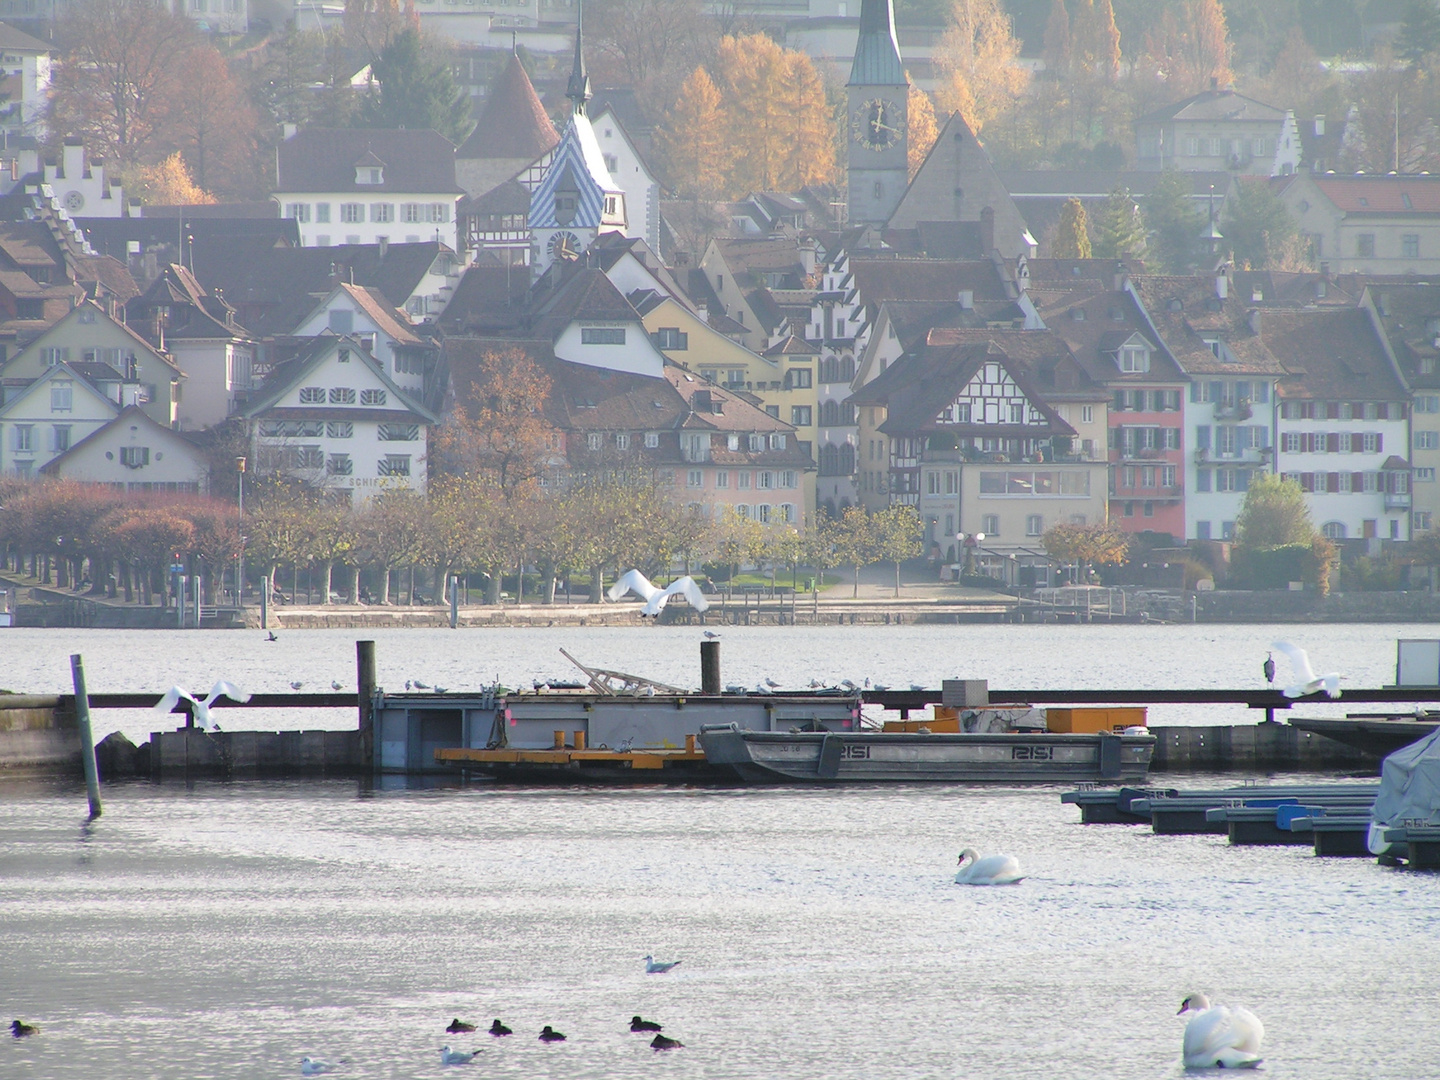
954, 848, 1024, 885
608, 570, 710, 617
1271, 640, 1341, 698
1178, 993, 1264, 1069
153, 680, 250, 731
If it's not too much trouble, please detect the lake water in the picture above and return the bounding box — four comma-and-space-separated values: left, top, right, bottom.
3, 624, 1436, 1078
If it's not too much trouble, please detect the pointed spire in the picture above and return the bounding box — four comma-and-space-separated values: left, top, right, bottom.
567, 0, 591, 114
849, 0, 905, 87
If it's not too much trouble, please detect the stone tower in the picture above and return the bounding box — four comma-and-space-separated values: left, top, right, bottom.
847, 0, 908, 227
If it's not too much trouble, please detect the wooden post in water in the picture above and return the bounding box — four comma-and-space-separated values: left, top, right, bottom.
449, 575, 458, 629
69, 654, 102, 818
357, 639, 376, 768
260, 574, 269, 629
191, 574, 201, 628
701, 640, 720, 695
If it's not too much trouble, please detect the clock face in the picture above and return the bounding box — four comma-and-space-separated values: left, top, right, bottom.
851, 97, 903, 152
547, 230, 581, 261
62, 190, 85, 212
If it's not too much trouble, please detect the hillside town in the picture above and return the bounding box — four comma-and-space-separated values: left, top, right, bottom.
4, 0, 1440, 606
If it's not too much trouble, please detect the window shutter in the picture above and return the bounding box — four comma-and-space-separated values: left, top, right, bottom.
1376, 433, 1383, 452
1196, 425, 1211, 450
1328, 433, 1340, 453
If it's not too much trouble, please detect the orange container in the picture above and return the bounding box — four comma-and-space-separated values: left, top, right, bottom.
1046, 707, 1147, 734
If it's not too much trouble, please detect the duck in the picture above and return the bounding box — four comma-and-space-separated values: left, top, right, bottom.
630, 1016, 663, 1032
539, 1025, 566, 1043
439, 1045, 479, 1065
650, 1034, 684, 1050
488, 1019, 512, 1036
446, 1018, 476, 1033
644, 954, 681, 973
954, 848, 1024, 885
11, 1020, 39, 1038
1178, 993, 1264, 1069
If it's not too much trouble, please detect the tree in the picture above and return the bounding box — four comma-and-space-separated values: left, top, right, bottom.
1041, 521, 1128, 580
124, 153, 216, 206
656, 66, 727, 201
1340, 47, 1440, 175
831, 505, 875, 598
355, 490, 429, 604
1399, 0, 1440, 68
933, 0, 1030, 134
713, 506, 765, 585
1091, 187, 1146, 259
253, 28, 331, 128
170, 46, 263, 199
436, 347, 556, 496
1055, 197, 1092, 258
1143, 169, 1205, 273
360, 27, 470, 144
343, 0, 408, 57
907, 84, 939, 179
1224, 179, 1309, 271
869, 504, 922, 597
589, 0, 713, 114
1042, 0, 1072, 77
47, 0, 201, 170
1234, 473, 1316, 549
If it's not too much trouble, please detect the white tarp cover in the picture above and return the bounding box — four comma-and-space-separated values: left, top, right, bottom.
1368, 727, 1440, 853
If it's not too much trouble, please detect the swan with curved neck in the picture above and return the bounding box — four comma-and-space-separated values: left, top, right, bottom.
954, 848, 1024, 885
1178, 992, 1264, 1069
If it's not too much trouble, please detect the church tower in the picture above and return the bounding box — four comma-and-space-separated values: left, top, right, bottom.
847, 0, 908, 227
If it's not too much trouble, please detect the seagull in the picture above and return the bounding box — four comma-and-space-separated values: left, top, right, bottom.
1178, 993, 1264, 1069
299, 1058, 336, 1076
488, 1020, 512, 1037
631, 1016, 662, 1032
1272, 640, 1341, 698
412, 679, 431, 690
11, 1020, 39, 1038
808, 679, 824, 688
330, 680, 343, 691
538, 1026, 566, 1042
841, 679, 859, 691
439, 1045, 479, 1065
153, 680, 251, 731
910, 684, 924, 691
764, 678, 781, 689
290, 681, 304, 691
446, 1019, 476, 1033
645, 954, 681, 973
433, 686, 448, 693
1263, 651, 1276, 684
266, 631, 278, 642
650, 1034, 684, 1050
703, 630, 720, 639
608, 569, 710, 617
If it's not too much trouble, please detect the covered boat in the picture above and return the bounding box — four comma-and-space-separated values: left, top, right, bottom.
1368, 725, 1440, 855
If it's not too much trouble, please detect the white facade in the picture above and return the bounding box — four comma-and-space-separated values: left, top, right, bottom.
278, 191, 461, 253
591, 107, 660, 254
0, 364, 120, 478
553, 320, 665, 377
0, 30, 50, 141
44, 406, 210, 494
3, 142, 126, 217
171, 337, 256, 431
291, 285, 428, 399
1185, 376, 1278, 542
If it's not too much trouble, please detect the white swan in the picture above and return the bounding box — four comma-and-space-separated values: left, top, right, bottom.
608, 570, 710, 617
1178, 993, 1264, 1070
954, 848, 1024, 885
1271, 640, 1341, 698
153, 680, 251, 731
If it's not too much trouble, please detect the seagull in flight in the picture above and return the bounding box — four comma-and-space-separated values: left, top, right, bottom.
153, 680, 251, 731
1272, 640, 1342, 698
608, 570, 710, 617
266, 631, 278, 642
645, 954, 681, 973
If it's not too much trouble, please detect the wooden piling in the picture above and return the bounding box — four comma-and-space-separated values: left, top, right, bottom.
69, 654, 102, 818
701, 640, 720, 694
261, 574, 269, 629
449, 575, 458, 629
356, 639, 376, 767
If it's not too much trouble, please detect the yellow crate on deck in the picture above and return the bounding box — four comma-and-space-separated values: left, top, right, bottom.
1045, 707, 1147, 734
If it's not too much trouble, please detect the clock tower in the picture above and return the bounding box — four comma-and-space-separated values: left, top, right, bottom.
847, 0, 908, 227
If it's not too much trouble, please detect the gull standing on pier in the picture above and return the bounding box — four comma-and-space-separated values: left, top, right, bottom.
608, 570, 710, 617
153, 681, 251, 731
1271, 640, 1341, 698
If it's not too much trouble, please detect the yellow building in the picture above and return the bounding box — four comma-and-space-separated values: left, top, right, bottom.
637, 294, 820, 505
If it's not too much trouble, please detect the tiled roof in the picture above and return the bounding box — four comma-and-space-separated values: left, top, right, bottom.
1261, 307, 1404, 401
1364, 281, 1440, 388
763, 332, 820, 357
335, 282, 424, 345
1137, 89, 1287, 125
1131, 273, 1288, 376
1308, 175, 1440, 214
457, 52, 560, 162
276, 129, 462, 195
1033, 287, 1186, 385
851, 257, 1010, 305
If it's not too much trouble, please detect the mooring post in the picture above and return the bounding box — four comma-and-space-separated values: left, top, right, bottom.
449, 575, 458, 629
357, 639, 376, 767
261, 574, 269, 630
701, 640, 720, 694
69, 653, 102, 818
191, 574, 201, 628
176, 575, 185, 628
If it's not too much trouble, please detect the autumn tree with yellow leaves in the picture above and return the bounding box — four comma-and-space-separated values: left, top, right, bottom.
931, 0, 1029, 135
907, 83, 939, 179
125, 154, 216, 206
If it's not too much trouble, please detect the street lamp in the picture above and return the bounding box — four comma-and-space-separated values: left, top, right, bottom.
235, 456, 246, 608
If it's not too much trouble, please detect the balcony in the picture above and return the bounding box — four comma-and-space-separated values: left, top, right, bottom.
1213, 402, 1254, 421
1386, 492, 1413, 510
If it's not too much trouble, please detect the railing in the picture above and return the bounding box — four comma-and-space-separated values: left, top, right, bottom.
1386, 492, 1413, 509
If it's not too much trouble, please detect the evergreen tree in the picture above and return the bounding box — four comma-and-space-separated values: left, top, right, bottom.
1399, 0, 1440, 67
1091, 187, 1145, 259
1143, 170, 1205, 273
360, 27, 470, 144
1055, 196, 1092, 259
1225, 179, 1306, 270
1041, 0, 1070, 77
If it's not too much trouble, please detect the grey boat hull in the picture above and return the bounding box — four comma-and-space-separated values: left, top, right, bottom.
698, 725, 1155, 784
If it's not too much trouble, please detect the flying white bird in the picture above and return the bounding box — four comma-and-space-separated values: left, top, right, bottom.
1178, 993, 1264, 1069
1271, 640, 1342, 698
153, 681, 250, 731
608, 570, 711, 617
439, 1045, 479, 1065
644, 954, 681, 973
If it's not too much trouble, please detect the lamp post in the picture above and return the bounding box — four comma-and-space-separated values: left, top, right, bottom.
235, 456, 246, 608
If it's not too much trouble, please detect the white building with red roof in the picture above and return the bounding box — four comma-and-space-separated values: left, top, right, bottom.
1278, 173, 1440, 274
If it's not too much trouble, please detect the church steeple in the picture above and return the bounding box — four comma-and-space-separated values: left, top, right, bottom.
846, 0, 908, 227
849, 0, 905, 88
566, 1, 591, 114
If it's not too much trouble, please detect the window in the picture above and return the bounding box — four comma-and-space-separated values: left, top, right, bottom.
791, 406, 812, 426
687, 469, 703, 488
788, 368, 812, 389
1119, 345, 1150, 373
1025, 514, 1043, 537
329, 387, 356, 404
1417, 467, 1437, 481
651, 327, 687, 350
50, 381, 72, 412
781, 470, 797, 488
781, 504, 796, 524
644, 431, 659, 448
315, 203, 331, 223
770, 433, 787, 450
341, 203, 364, 224
1009, 402, 1024, 423
1418, 395, 1440, 414
757, 504, 772, 524
738, 471, 751, 489
427, 203, 450, 223
51, 424, 70, 452
371, 203, 393, 223
1417, 431, 1439, 450
360, 389, 387, 406
1322, 521, 1347, 540
1404, 234, 1420, 259
328, 309, 353, 333
581, 327, 626, 345
41, 346, 69, 366
587, 433, 602, 451
299, 387, 325, 404
285, 202, 310, 222
378, 424, 419, 441
378, 454, 411, 477
402, 203, 421, 223
716, 471, 729, 488
327, 422, 353, 439
613, 432, 630, 451
765, 405, 779, 419
1221, 521, 1236, 540
1196, 468, 1211, 492
1196, 521, 1212, 540
1161, 465, 1176, 488
1357, 234, 1375, 258
119, 445, 149, 468
1363, 432, 1381, 453
328, 453, 352, 476
981, 514, 999, 535
1416, 512, 1433, 531
1081, 405, 1094, 424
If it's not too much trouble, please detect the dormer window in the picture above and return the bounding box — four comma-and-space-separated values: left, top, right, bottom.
1118, 343, 1151, 373
356, 166, 383, 185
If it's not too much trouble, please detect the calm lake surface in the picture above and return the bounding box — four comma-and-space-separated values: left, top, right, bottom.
2, 624, 1437, 1078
